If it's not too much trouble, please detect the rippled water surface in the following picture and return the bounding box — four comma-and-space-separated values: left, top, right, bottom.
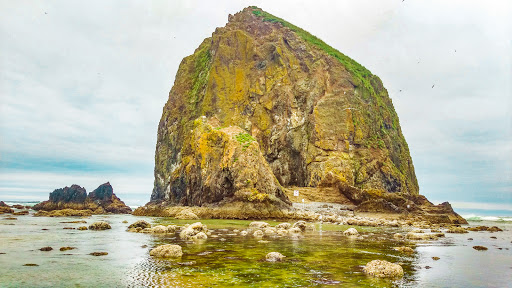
0, 213, 511, 287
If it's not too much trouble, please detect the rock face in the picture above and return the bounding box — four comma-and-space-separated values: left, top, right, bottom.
152, 6, 417, 204
147, 7, 465, 223
33, 182, 131, 215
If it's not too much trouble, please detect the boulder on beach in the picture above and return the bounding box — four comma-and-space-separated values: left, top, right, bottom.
249, 222, 270, 229
292, 221, 307, 232
179, 222, 207, 240
343, 228, 359, 236
253, 230, 264, 238
166, 225, 179, 233
363, 260, 404, 278
128, 220, 151, 230
193, 232, 208, 240
266, 252, 286, 262
150, 244, 183, 258
78, 226, 88, 230
151, 225, 167, 233
88, 221, 111, 230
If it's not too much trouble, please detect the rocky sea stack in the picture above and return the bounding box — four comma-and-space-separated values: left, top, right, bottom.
33, 182, 132, 215
137, 7, 465, 223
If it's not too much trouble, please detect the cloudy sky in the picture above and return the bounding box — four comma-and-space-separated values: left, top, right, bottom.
1, 0, 511, 214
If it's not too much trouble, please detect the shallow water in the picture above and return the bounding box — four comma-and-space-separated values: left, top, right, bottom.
0, 212, 511, 287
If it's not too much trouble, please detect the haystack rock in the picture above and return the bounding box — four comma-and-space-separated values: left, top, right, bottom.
142, 7, 465, 223
33, 182, 132, 215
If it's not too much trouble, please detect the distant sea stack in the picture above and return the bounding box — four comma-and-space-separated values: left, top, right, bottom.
33, 182, 132, 215
140, 7, 465, 223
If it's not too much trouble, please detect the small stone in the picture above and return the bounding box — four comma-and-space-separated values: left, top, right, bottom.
59, 247, 76, 251
90, 252, 108, 256
432, 257, 440, 261
473, 246, 488, 251
240, 230, 248, 236
490, 236, 497, 239
266, 252, 286, 262
39, 247, 53, 251
23, 263, 39, 266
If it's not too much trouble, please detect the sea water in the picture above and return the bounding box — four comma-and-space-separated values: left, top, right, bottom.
0, 208, 511, 287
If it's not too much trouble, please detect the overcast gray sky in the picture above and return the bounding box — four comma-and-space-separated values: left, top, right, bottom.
1, 0, 511, 214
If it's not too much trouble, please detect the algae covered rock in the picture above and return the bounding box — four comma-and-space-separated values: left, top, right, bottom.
266, 252, 286, 262
128, 220, 151, 230
89, 221, 111, 230
151, 6, 418, 208
150, 244, 183, 258
363, 260, 404, 278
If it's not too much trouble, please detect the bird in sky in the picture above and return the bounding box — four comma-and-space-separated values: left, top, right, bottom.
432, 84, 435, 88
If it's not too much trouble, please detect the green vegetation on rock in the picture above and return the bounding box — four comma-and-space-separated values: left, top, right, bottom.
251, 7, 375, 96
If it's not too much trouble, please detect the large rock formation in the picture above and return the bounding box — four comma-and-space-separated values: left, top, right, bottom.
33, 182, 132, 215
145, 7, 464, 223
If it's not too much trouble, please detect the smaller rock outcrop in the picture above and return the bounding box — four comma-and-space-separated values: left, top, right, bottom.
33, 182, 131, 216
0, 201, 13, 214
363, 260, 404, 278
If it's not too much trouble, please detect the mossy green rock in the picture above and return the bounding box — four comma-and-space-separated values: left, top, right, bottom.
151, 7, 418, 207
